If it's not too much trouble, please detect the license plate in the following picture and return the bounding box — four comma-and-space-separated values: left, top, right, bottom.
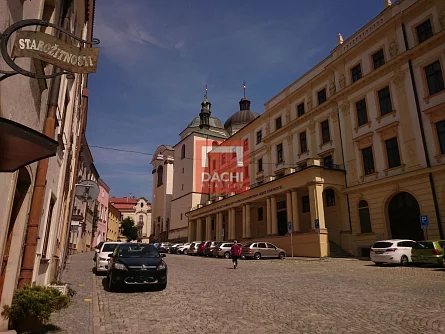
375, 251, 384, 254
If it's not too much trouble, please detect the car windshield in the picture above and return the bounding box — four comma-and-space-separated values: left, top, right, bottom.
102, 244, 118, 252
118, 244, 160, 258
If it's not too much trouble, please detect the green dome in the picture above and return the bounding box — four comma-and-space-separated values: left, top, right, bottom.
187, 116, 225, 129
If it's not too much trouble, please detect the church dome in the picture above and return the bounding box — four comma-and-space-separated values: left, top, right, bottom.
187, 116, 225, 129
224, 104, 259, 129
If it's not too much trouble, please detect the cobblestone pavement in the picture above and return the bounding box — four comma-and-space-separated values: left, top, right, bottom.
91, 254, 445, 334
50, 252, 95, 334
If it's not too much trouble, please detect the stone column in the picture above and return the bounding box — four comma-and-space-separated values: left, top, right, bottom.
266, 197, 272, 235
205, 216, 212, 241
216, 212, 223, 240
286, 191, 292, 228
187, 220, 194, 242
291, 190, 300, 232
242, 205, 246, 238
245, 203, 251, 238
228, 209, 234, 240
271, 196, 278, 235
308, 182, 326, 230
196, 218, 202, 241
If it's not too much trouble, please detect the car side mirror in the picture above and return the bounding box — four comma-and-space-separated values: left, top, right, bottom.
161, 254, 166, 257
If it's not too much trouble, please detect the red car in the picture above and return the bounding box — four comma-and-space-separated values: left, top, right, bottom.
197, 241, 210, 256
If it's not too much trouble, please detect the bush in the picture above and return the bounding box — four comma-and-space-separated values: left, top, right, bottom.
2, 285, 70, 333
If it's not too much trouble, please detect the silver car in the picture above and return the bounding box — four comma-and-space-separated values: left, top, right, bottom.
188, 241, 201, 255
241, 242, 286, 260
213, 242, 234, 258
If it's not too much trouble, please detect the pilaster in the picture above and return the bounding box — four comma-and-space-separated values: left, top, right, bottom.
196, 218, 202, 241
271, 196, 278, 235
245, 203, 251, 238
205, 216, 212, 241
266, 197, 272, 235
308, 182, 326, 230
291, 190, 300, 232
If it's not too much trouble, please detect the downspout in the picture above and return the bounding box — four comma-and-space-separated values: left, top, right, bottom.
401, 23, 444, 239
18, 1, 70, 288
335, 101, 353, 233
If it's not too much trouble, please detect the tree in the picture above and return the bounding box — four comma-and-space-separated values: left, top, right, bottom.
121, 217, 139, 241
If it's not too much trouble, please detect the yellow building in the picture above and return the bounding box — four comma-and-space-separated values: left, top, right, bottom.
187, 0, 445, 258
107, 204, 121, 242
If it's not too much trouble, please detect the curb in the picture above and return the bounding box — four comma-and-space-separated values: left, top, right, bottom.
92, 275, 101, 334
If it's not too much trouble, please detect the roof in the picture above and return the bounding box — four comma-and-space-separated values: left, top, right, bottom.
187, 116, 225, 129
109, 197, 151, 212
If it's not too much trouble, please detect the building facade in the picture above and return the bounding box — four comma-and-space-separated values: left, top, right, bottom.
109, 197, 152, 242
0, 0, 97, 331
107, 203, 121, 242
185, 0, 445, 257
93, 178, 110, 247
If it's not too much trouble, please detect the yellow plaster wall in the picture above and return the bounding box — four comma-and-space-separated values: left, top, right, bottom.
432, 168, 445, 236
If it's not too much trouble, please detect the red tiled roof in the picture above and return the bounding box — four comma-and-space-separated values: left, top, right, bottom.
109, 197, 138, 204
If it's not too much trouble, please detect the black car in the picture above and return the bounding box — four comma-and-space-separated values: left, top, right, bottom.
107, 243, 167, 291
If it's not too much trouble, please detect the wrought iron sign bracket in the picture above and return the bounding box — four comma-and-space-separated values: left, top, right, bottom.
0, 19, 100, 82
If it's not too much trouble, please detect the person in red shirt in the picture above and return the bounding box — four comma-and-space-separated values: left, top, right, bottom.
230, 240, 242, 269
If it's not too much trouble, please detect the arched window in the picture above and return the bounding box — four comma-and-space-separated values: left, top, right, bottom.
325, 189, 335, 206
358, 200, 372, 233
157, 165, 163, 186
181, 145, 186, 159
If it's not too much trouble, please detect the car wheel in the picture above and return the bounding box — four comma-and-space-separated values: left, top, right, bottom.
224, 252, 230, 259
278, 252, 285, 260
400, 255, 409, 266
254, 252, 261, 260
374, 262, 383, 266
157, 281, 167, 291
107, 274, 115, 292
184, 249, 188, 255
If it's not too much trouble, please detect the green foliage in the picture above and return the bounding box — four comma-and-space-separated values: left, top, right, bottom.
121, 217, 139, 241
1, 285, 70, 325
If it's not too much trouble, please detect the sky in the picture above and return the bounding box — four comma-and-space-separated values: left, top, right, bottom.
86, 0, 385, 201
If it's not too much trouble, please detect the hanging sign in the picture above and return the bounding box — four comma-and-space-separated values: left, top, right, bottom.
12, 31, 99, 74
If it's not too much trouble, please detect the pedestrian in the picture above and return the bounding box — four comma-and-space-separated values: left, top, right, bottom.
230, 240, 242, 269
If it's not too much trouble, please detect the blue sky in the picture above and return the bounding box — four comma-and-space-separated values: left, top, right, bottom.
87, 0, 384, 201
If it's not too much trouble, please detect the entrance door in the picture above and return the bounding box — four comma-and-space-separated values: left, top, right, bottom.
277, 211, 287, 236
388, 192, 424, 241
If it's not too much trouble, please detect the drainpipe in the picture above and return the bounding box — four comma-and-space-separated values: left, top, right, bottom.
18, 3, 70, 288
401, 23, 444, 239
335, 101, 353, 233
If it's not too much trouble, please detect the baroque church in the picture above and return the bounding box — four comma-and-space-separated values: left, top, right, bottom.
150, 87, 259, 242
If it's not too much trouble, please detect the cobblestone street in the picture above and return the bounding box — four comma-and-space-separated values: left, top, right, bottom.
53, 252, 445, 334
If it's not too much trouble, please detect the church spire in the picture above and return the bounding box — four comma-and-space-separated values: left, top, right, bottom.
239, 80, 251, 111
199, 84, 211, 129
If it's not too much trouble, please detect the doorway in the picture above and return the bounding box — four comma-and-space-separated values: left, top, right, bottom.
388, 192, 424, 241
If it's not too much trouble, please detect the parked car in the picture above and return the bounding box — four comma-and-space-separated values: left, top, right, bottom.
177, 243, 191, 254
188, 241, 201, 255
106, 243, 167, 292
158, 242, 172, 253
93, 241, 105, 261
94, 242, 120, 274
241, 242, 286, 260
168, 244, 183, 254
197, 241, 208, 256
213, 242, 234, 258
411, 240, 445, 266
370, 239, 416, 266
204, 241, 221, 256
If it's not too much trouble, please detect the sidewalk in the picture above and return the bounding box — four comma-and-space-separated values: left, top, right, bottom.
50, 252, 97, 334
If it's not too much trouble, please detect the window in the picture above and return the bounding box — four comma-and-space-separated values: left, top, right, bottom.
356, 99, 368, 127
275, 117, 282, 130
323, 155, 333, 168
258, 207, 264, 221
232, 148, 236, 158
180, 213, 183, 220
299, 132, 307, 153
297, 103, 305, 117
181, 184, 184, 190
42, 198, 55, 258
181, 144, 185, 159
361, 146, 375, 175
302, 195, 310, 213
256, 130, 262, 144
325, 188, 335, 207
276, 143, 283, 163
317, 88, 327, 105
138, 215, 144, 226
321, 120, 330, 144
243, 139, 249, 152
358, 200, 372, 233
377, 86, 392, 116
258, 158, 263, 172
351, 64, 362, 83
258, 242, 267, 248
372, 49, 385, 70
140, 202, 143, 208
424, 61, 444, 96
277, 200, 286, 210
437, 120, 445, 155
416, 19, 433, 44
385, 137, 401, 168
157, 165, 163, 186
182, 167, 184, 174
